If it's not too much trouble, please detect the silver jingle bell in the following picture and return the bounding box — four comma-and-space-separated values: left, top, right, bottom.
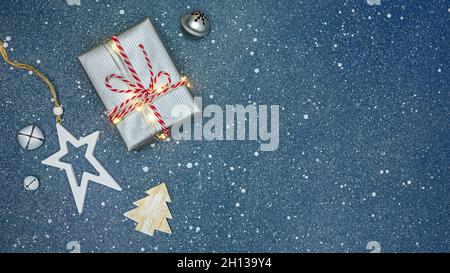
24, 176, 40, 191
181, 11, 211, 38
18, 125, 45, 150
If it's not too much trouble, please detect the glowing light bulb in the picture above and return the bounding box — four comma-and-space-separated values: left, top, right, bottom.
154, 132, 168, 141
110, 42, 120, 53
148, 113, 157, 123
156, 85, 167, 94
182, 76, 192, 89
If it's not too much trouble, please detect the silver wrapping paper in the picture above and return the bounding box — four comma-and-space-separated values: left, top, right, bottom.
78, 19, 201, 151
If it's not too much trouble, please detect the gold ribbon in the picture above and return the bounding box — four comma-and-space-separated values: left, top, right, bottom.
0, 42, 62, 123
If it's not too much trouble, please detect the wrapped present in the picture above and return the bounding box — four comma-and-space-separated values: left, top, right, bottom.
79, 18, 201, 151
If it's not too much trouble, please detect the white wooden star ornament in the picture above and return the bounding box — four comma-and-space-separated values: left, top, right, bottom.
42, 124, 122, 214
0, 42, 122, 214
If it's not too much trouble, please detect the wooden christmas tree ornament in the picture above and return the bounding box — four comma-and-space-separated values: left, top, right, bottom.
124, 183, 173, 236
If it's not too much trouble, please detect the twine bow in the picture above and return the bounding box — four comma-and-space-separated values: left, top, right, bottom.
104, 36, 187, 137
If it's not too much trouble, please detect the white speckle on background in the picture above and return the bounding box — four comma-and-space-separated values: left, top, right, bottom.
66, 0, 81, 6
36, 60, 41, 64
250, 51, 254, 56
241, 188, 246, 193
387, 13, 392, 18
186, 162, 193, 169
254, 68, 260, 73
235, 203, 240, 207
142, 166, 149, 172
3, 42, 8, 48
119, 9, 125, 15
253, 38, 257, 42
254, 151, 259, 156
47, 219, 52, 224
101, 202, 105, 206
5, 36, 11, 41
367, 0, 381, 6
303, 114, 309, 120
371, 192, 377, 197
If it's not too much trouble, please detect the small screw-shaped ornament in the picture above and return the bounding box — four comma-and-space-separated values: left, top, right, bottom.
24, 176, 40, 191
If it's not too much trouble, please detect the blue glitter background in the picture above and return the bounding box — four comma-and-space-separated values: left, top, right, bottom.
0, 0, 449, 253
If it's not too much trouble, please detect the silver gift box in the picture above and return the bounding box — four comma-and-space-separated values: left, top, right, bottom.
79, 18, 201, 151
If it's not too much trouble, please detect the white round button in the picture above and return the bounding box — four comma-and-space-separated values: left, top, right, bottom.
24, 176, 40, 191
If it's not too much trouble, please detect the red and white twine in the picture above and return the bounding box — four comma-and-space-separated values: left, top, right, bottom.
104, 36, 187, 137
